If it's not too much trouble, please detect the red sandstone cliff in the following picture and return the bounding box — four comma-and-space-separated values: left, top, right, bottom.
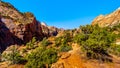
0, 1, 59, 52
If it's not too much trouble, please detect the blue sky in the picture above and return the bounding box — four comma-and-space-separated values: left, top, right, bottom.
3, 0, 120, 29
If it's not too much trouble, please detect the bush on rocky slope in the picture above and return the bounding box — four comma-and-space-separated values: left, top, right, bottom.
25, 46, 58, 68
73, 25, 116, 61
59, 44, 72, 52
2, 46, 25, 65
41, 37, 51, 47
26, 37, 37, 50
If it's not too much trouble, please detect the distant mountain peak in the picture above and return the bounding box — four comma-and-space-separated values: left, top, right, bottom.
41, 22, 47, 26
114, 7, 120, 13
92, 7, 120, 27
117, 7, 120, 10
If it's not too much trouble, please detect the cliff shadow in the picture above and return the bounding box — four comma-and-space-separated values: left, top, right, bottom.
0, 18, 23, 53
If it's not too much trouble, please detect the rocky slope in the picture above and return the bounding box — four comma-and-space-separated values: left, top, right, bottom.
92, 8, 120, 27
51, 43, 120, 68
0, 1, 59, 52
1, 2, 120, 67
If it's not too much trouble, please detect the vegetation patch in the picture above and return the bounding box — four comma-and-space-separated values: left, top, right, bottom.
25, 47, 58, 68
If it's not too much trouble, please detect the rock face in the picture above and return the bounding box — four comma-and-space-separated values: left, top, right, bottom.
0, 16, 15, 52
0, 16, 44, 52
41, 22, 59, 37
0, 1, 59, 52
92, 8, 120, 27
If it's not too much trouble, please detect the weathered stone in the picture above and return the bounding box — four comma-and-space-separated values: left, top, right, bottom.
61, 53, 71, 59
0, 1, 60, 52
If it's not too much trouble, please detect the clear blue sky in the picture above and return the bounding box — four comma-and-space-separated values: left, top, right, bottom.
3, 0, 120, 29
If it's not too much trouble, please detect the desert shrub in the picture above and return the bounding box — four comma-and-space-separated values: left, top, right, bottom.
21, 48, 27, 53
54, 31, 73, 52
108, 44, 120, 56
63, 31, 72, 42
1, 1, 15, 9
59, 44, 72, 52
73, 25, 116, 61
26, 37, 36, 49
25, 47, 58, 68
55, 36, 63, 47
73, 33, 87, 45
23, 12, 34, 18
80, 24, 94, 34
2, 46, 25, 64
110, 24, 120, 31
41, 37, 51, 47
55, 31, 72, 47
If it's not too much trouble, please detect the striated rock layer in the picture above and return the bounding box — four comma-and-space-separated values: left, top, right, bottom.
92, 8, 120, 27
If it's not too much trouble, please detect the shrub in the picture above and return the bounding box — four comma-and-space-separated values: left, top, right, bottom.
108, 44, 120, 56
55, 36, 63, 47
25, 47, 58, 68
41, 37, 51, 47
55, 32, 72, 47
74, 25, 116, 61
26, 37, 36, 49
21, 48, 27, 53
59, 44, 72, 52
73, 33, 87, 45
2, 46, 25, 64
23, 12, 34, 18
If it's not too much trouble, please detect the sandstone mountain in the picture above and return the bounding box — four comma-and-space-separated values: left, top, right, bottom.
92, 7, 120, 27
0, 1, 59, 52
1, 1, 120, 68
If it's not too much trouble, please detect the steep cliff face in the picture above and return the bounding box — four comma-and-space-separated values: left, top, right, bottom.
0, 1, 59, 52
0, 17, 15, 52
92, 8, 120, 27
0, 17, 44, 52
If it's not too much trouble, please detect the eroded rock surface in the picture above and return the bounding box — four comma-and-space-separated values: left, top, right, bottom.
92, 8, 120, 27
0, 1, 60, 52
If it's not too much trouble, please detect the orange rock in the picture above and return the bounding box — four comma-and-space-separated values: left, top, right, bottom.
92, 8, 120, 27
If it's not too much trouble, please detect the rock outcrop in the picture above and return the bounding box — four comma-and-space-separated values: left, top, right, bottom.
41, 22, 60, 37
92, 7, 120, 27
0, 16, 15, 52
0, 1, 59, 52
0, 15, 44, 52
